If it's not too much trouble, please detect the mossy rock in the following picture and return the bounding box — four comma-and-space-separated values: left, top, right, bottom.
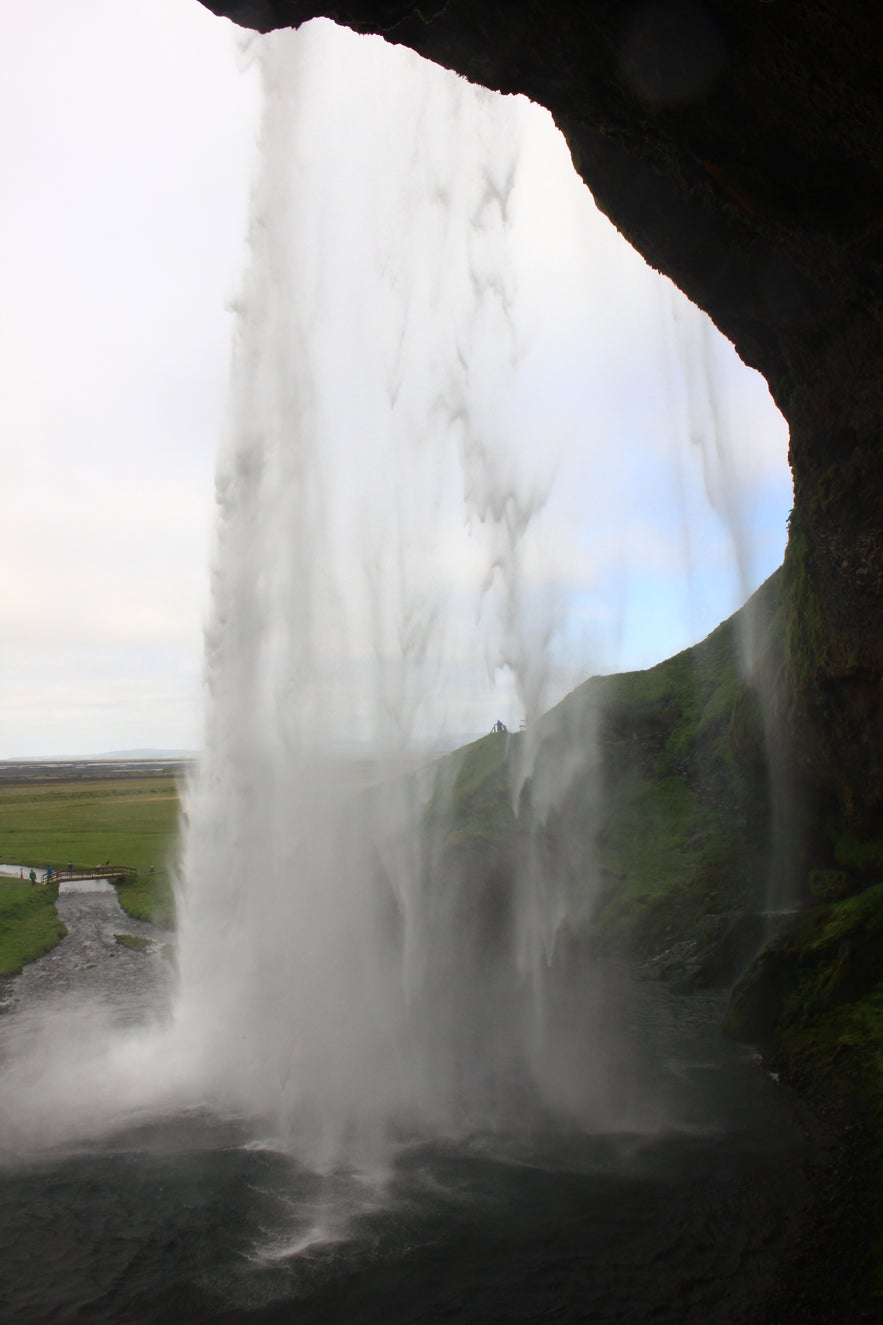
834, 833, 883, 875
808, 868, 852, 902
643, 910, 766, 992
724, 883, 883, 1098
113, 933, 154, 955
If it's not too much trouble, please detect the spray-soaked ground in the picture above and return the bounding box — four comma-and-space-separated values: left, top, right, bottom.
0, 888, 813, 1325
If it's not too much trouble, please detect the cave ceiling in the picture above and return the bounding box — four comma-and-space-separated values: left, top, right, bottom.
200, 2, 883, 406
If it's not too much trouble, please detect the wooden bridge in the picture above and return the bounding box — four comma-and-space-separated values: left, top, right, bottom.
45, 864, 138, 884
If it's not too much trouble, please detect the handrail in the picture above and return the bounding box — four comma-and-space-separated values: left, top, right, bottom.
46, 864, 139, 882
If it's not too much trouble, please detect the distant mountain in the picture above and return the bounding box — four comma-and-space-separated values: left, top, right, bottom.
96, 749, 197, 759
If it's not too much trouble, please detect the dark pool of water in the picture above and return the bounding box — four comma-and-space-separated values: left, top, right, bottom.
0, 890, 816, 1324
0, 1099, 811, 1325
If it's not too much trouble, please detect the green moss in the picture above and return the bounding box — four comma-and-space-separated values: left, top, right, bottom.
113, 932, 154, 954
808, 868, 851, 902
834, 833, 883, 874
728, 886, 883, 1045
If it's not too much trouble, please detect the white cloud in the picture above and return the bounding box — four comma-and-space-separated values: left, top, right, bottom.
0, 0, 257, 755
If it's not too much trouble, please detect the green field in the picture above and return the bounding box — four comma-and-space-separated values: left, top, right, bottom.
0, 775, 181, 931
0, 880, 68, 976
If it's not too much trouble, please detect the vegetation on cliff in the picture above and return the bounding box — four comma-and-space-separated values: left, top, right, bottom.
428, 569, 784, 988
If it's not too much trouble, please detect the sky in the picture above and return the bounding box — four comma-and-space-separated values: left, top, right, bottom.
0, 1, 793, 758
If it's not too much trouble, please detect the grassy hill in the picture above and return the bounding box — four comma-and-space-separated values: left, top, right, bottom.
427, 569, 784, 988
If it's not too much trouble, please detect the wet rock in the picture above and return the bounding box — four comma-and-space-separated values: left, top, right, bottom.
644, 911, 766, 992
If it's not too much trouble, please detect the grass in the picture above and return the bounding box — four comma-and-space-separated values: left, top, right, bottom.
426, 732, 516, 853
0, 774, 181, 930
0, 880, 67, 976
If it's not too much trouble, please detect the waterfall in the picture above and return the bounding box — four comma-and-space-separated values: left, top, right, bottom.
0, 18, 789, 1168
168, 17, 793, 1164
171, 22, 592, 1162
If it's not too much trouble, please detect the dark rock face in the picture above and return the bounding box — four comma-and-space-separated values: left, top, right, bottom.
201, 1, 883, 829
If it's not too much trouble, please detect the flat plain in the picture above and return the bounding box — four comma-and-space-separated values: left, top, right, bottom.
0, 768, 182, 957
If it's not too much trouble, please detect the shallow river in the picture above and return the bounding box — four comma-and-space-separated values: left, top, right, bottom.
0, 888, 815, 1324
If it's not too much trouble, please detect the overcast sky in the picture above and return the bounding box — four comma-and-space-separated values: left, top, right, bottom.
0, 1, 792, 758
